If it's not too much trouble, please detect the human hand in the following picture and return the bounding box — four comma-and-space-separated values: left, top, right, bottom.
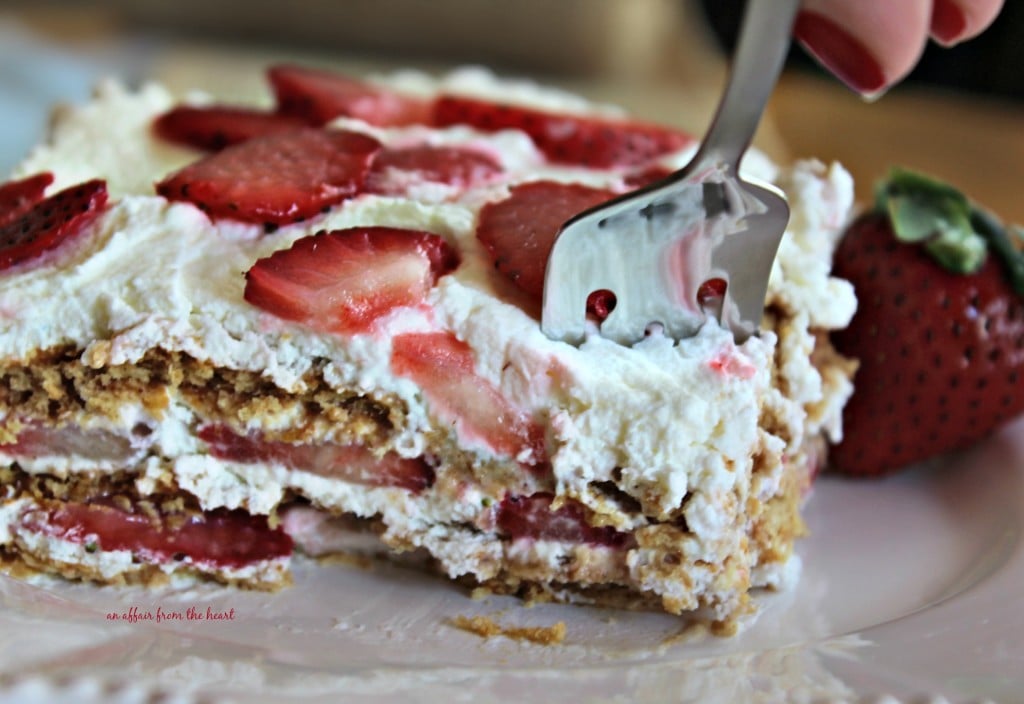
794, 0, 1005, 96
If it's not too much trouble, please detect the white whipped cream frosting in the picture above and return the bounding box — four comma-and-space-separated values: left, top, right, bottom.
1, 70, 857, 536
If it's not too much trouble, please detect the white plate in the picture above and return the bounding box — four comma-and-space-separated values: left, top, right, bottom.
1, 419, 1022, 704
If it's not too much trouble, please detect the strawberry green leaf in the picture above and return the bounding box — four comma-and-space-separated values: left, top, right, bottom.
923, 215, 988, 275
883, 195, 950, 242
875, 167, 965, 210
876, 167, 986, 274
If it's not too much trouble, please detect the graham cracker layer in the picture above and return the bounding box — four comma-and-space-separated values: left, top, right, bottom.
0, 346, 404, 448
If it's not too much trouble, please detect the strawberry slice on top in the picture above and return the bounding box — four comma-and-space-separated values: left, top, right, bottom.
0, 172, 54, 226
269, 64, 432, 127
475, 180, 615, 305
0, 177, 108, 271
365, 144, 503, 195
244, 226, 459, 334
153, 105, 308, 151
433, 95, 693, 168
156, 127, 381, 227
623, 164, 674, 190
390, 331, 548, 470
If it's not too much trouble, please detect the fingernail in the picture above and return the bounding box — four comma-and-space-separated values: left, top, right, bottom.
793, 10, 888, 96
931, 0, 968, 45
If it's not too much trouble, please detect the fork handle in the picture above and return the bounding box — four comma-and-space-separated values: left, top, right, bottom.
692, 0, 801, 170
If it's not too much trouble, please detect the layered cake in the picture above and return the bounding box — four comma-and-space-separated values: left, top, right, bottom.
0, 65, 857, 629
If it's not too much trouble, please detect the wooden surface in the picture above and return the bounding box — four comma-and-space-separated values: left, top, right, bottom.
8, 0, 691, 79
771, 72, 1024, 224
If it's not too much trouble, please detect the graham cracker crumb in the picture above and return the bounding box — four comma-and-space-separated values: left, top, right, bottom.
314, 551, 375, 571
450, 614, 566, 645
659, 619, 710, 647
469, 586, 493, 601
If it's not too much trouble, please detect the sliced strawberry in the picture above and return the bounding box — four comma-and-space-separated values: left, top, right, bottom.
199, 424, 434, 493
390, 331, 548, 469
496, 493, 631, 548
153, 105, 308, 151
156, 128, 381, 227
25, 498, 292, 568
365, 145, 503, 195
623, 164, 674, 190
244, 227, 459, 333
268, 64, 432, 127
475, 181, 615, 303
433, 95, 693, 168
0, 423, 138, 462
0, 172, 53, 225
0, 179, 107, 270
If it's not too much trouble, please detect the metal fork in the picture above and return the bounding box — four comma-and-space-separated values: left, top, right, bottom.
541, 0, 801, 346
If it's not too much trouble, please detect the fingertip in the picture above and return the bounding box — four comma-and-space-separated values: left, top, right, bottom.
795, 0, 932, 97
794, 10, 889, 96
931, 0, 969, 45
931, 0, 1005, 46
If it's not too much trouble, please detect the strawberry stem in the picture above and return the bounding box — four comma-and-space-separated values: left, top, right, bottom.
876, 167, 986, 274
875, 167, 1024, 297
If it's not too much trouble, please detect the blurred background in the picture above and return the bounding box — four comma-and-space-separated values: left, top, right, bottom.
1, 0, 1022, 219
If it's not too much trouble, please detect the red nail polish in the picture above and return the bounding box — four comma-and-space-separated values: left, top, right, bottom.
931, 0, 968, 44
793, 10, 887, 96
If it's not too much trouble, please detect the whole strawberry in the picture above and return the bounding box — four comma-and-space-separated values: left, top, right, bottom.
830, 168, 1024, 476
